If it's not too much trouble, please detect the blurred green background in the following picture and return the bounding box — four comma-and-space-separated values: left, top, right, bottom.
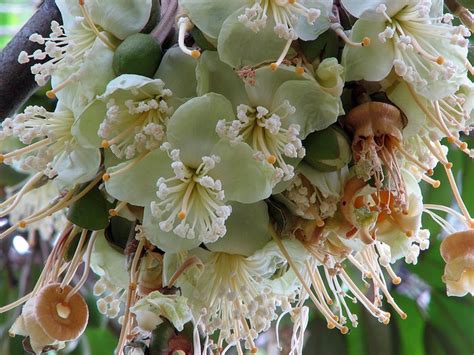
0, 2, 473, 354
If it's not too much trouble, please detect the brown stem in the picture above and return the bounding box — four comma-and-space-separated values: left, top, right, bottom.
0, 0, 62, 121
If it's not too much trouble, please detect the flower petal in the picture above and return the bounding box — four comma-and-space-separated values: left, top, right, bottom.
294, 0, 332, 41
205, 201, 270, 256
272, 80, 342, 138
167, 93, 235, 168
342, 19, 394, 82
154, 46, 198, 99
180, 0, 247, 40
340, 0, 410, 19
53, 147, 101, 189
210, 140, 274, 203
196, 51, 249, 107
105, 148, 172, 207
72, 99, 106, 149
217, 7, 289, 68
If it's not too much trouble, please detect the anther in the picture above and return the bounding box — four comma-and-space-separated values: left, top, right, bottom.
102, 173, 110, 182
383, 318, 390, 325
316, 220, 325, 228
101, 140, 110, 149
444, 162, 453, 169
400, 312, 407, 320
392, 276, 401, 285
109, 209, 118, 217
405, 230, 414, 237
340, 326, 349, 334
251, 348, 259, 354
362, 37, 371, 46
295, 66, 305, 75
267, 155, 277, 164
270, 63, 278, 71
18, 220, 27, 229
327, 322, 335, 329
178, 211, 186, 220
46, 90, 56, 99
0, 154, 4, 163
436, 56, 445, 65
191, 50, 201, 59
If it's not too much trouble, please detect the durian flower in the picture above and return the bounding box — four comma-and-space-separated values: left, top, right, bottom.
440, 230, 474, 297
18, 0, 152, 100
103, 94, 274, 248
198, 51, 344, 183
0, 90, 101, 188
342, 0, 469, 100
179, 0, 333, 68
164, 203, 303, 353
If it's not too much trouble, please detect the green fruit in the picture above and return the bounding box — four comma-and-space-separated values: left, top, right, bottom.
113, 33, 162, 78
303, 125, 352, 172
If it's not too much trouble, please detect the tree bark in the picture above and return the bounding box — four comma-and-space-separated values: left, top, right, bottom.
0, 0, 62, 121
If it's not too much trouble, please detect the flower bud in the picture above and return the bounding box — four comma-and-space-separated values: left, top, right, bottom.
303, 125, 351, 172
113, 33, 162, 78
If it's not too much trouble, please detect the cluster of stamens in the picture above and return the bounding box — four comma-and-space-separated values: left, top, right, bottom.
150, 147, 231, 243
98, 84, 173, 160
0, 105, 75, 177
216, 101, 304, 183
375, 3, 470, 90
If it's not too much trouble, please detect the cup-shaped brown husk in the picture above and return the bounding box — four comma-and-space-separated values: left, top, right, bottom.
440, 230, 474, 297
34, 283, 89, 341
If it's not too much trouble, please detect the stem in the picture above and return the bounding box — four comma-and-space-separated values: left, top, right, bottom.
0, 0, 62, 120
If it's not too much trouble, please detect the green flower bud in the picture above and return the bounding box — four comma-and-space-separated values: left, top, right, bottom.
303, 125, 352, 172
113, 33, 162, 78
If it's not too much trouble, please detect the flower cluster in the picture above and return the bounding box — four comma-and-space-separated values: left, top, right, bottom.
0, 0, 473, 354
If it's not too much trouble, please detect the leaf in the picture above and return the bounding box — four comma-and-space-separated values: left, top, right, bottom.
84, 328, 118, 354
67, 186, 111, 230
394, 295, 425, 355
0, 165, 28, 187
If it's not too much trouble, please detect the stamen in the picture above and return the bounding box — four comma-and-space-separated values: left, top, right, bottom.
331, 23, 370, 48
177, 17, 201, 58
109, 201, 127, 217
270, 39, 293, 70
443, 164, 473, 225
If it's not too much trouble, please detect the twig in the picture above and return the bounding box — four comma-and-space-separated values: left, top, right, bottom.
0, 0, 61, 121
151, 0, 178, 45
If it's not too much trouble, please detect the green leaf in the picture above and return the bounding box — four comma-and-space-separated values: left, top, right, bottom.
394, 295, 425, 355
84, 328, 118, 354
67, 186, 111, 230
0, 165, 28, 186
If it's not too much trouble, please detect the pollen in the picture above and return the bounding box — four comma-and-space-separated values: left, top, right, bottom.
251, 347, 259, 354
362, 37, 371, 46
392, 276, 402, 285
266, 155, 277, 165
109, 209, 118, 216
436, 56, 445, 65
427, 169, 434, 176
432, 180, 441, 188
270, 63, 278, 71
101, 140, 110, 149
295, 66, 305, 75
178, 211, 186, 220
405, 230, 414, 237
46, 90, 56, 99
316, 220, 325, 227
340, 326, 349, 334
102, 173, 110, 182
191, 50, 201, 59
460, 142, 468, 150
18, 220, 27, 229
0, 154, 4, 163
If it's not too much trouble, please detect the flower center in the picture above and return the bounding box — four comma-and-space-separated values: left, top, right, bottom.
196, 253, 280, 352
150, 149, 231, 243
0, 106, 75, 176
375, 3, 470, 90
217, 101, 304, 183
99, 86, 172, 160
